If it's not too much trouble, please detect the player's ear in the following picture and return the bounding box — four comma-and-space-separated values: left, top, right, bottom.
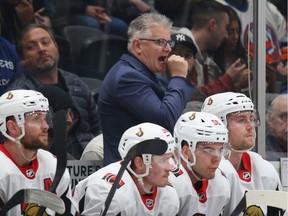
207, 18, 217, 32
181, 145, 190, 159
133, 156, 146, 173
133, 38, 142, 54
6, 120, 20, 136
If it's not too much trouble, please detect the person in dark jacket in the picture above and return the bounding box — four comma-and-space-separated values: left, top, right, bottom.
0, 0, 56, 43
0, 36, 23, 96
98, 13, 196, 165
37, 84, 76, 160
7, 23, 101, 159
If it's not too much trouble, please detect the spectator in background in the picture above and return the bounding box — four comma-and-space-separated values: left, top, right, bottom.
156, 29, 198, 91
98, 13, 196, 165
0, 0, 56, 43
7, 23, 101, 159
270, 0, 287, 21
170, 111, 230, 215
81, 133, 103, 162
0, 26, 23, 95
266, 94, 288, 161
212, 6, 251, 93
265, 64, 277, 93
0, 16, 23, 144
37, 85, 76, 160
216, 0, 288, 76
213, 5, 279, 95
156, 29, 205, 110
104, 0, 156, 24
183, 0, 246, 96
212, 5, 278, 94
154, 0, 193, 27
52, 0, 128, 38
280, 79, 287, 94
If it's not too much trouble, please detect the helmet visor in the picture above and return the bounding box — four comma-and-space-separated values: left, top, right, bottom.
152, 147, 180, 170
227, 110, 260, 128
24, 110, 53, 128
195, 142, 231, 158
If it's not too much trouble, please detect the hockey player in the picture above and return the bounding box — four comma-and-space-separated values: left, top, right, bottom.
201, 92, 283, 216
0, 89, 76, 215
73, 122, 180, 215
170, 111, 231, 215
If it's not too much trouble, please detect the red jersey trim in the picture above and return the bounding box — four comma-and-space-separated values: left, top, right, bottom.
0, 145, 39, 179
237, 152, 252, 182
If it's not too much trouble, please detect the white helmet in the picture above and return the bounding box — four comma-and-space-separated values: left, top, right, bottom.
119, 122, 178, 179
201, 92, 256, 126
0, 90, 50, 141
174, 111, 229, 168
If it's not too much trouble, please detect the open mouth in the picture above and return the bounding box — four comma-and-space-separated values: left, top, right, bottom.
158, 56, 167, 63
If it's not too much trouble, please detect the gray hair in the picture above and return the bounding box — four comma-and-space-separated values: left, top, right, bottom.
127, 13, 173, 50
266, 94, 288, 124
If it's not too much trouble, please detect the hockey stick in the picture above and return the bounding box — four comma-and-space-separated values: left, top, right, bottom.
36, 110, 67, 216
230, 193, 246, 216
0, 189, 65, 215
100, 139, 168, 216
230, 190, 288, 216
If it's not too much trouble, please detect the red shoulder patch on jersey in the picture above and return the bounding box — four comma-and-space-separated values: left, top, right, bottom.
237, 152, 252, 182
171, 167, 184, 177
102, 172, 125, 189
0, 145, 39, 179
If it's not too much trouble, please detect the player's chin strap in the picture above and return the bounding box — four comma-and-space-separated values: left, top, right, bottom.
16, 129, 37, 162
3, 125, 25, 145
183, 155, 202, 182
229, 135, 256, 153
138, 176, 155, 194
5, 126, 37, 162
130, 163, 154, 194
230, 143, 255, 154
231, 148, 252, 153
190, 167, 202, 182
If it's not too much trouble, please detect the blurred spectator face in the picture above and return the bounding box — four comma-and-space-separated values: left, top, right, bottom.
268, 95, 288, 144
21, 27, 59, 73
209, 13, 229, 51
170, 44, 195, 71
226, 20, 240, 51
136, 26, 172, 74
66, 108, 74, 132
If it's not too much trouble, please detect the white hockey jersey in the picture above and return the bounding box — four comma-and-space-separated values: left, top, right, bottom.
169, 164, 230, 216
0, 145, 74, 216
73, 161, 180, 216
219, 151, 283, 216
